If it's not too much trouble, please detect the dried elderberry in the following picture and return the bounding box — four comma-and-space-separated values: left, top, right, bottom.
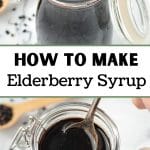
0, 104, 13, 125
0, 0, 3, 8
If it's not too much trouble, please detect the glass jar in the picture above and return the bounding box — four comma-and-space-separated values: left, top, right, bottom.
36, 0, 112, 44
10, 102, 120, 150
36, 0, 150, 44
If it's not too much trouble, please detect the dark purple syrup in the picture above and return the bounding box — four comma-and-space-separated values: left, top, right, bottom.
39, 119, 110, 150
36, 0, 112, 44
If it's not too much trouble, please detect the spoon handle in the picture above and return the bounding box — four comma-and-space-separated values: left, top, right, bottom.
86, 97, 101, 121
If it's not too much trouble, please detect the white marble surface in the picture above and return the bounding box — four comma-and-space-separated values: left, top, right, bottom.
0, 98, 150, 150
0, 0, 38, 44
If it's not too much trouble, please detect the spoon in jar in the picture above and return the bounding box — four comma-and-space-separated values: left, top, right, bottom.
63, 97, 101, 150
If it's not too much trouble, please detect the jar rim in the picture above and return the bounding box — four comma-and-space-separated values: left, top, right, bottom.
110, 0, 150, 44
47, 0, 102, 9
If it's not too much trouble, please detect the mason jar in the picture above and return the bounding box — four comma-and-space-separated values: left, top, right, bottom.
10, 102, 120, 150
36, 0, 150, 44
36, 0, 112, 44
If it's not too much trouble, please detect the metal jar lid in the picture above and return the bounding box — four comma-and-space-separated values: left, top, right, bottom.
110, 0, 150, 44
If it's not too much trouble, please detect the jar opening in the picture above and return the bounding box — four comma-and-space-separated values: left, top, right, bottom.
39, 118, 111, 150
32, 102, 120, 150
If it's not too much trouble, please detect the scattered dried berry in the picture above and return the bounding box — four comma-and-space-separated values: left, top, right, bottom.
41, 107, 46, 111
0, 104, 13, 125
23, 29, 27, 33
5, 30, 10, 35
28, 17, 32, 21
14, 23, 18, 26
23, 121, 28, 125
0, 0, 3, 8
18, 15, 26, 20
24, 23, 28, 27
11, 34, 14, 37
12, 7, 16, 11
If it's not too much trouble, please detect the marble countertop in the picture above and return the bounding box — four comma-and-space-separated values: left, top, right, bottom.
0, 0, 38, 45
0, 98, 150, 150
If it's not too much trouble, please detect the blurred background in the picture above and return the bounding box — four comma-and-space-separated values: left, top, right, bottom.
0, 98, 150, 150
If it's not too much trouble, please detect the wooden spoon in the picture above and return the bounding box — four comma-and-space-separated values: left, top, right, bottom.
0, 98, 66, 130
0, 0, 9, 13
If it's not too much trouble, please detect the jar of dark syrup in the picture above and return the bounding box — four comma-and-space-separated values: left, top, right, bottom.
36, 0, 150, 44
10, 102, 120, 150
36, 0, 112, 44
